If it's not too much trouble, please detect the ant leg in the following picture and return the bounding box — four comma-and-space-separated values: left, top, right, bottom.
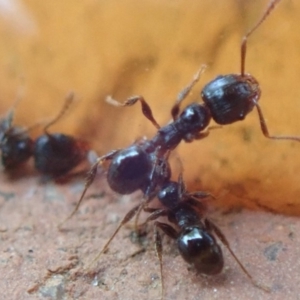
134, 151, 171, 231
171, 65, 206, 120
205, 218, 270, 292
43, 92, 75, 135
58, 149, 120, 228
86, 203, 143, 270
153, 221, 180, 300
106, 95, 160, 129
184, 125, 222, 143
153, 222, 164, 300
153, 221, 179, 300
254, 102, 300, 142
241, 0, 282, 75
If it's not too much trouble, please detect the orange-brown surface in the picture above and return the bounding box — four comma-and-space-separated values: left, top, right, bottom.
1, 1, 300, 299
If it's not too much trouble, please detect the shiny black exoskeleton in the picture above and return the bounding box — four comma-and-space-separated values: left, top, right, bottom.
150, 178, 224, 275
34, 133, 88, 177
201, 74, 259, 125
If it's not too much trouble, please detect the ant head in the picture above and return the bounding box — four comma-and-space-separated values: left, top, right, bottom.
33, 133, 87, 176
177, 225, 224, 275
201, 74, 260, 125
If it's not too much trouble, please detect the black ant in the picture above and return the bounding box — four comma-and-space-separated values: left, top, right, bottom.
61, 0, 297, 225
80, 174, 268, 299
143, 175, 270, 297
0, 93, 90, 179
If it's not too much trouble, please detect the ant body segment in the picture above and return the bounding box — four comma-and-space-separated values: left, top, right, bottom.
33, 93, 90, 178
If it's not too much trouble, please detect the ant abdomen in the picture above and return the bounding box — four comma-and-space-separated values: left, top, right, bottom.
202, 74, 260, 125
107, 145, 153, 194
1, 128, 34, 169
34, 133, 87, 177
177, 226, 224, 275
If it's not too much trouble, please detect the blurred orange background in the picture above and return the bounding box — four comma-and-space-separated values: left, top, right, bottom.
0, 0, 300, 214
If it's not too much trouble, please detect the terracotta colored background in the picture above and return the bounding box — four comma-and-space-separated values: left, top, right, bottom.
1, 1, 300, 299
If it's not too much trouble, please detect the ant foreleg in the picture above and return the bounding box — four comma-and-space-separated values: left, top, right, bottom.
86, 203, 143, 270
58, 149, 120, 228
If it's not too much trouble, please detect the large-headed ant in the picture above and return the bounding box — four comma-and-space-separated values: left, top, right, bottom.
0, 93, 90, 179
61, 0, 298, 225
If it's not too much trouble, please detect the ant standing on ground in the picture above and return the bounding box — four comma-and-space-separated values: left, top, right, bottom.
86, 174, 269, 298
0, 93, 90, 180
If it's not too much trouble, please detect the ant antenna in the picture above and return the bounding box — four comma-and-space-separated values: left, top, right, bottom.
241, 0, 282, 76
171, 64, 206, 120
43, 92, 75, 135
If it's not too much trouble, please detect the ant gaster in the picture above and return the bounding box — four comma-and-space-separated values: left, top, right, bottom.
33, 93, 90, 178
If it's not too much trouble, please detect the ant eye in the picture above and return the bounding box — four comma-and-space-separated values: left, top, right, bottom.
177, 226, 224, 275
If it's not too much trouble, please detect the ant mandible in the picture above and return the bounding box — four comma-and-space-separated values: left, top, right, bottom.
0, 93, 90, 179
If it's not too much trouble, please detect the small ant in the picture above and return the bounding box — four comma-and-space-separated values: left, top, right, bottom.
0, 93, 90, 179
61, 0, 298, 225
81, 174, 268, 299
